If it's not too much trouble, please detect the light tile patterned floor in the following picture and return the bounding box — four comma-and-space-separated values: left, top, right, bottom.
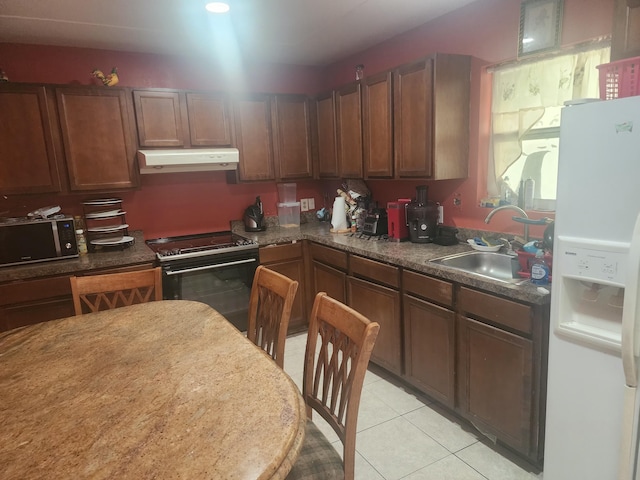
284, 332, 545, 480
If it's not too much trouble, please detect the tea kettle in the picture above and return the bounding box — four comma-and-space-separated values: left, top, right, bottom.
243, 196, 266, 232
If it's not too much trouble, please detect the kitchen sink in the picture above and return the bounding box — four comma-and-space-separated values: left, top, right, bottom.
430, 251, 527, 285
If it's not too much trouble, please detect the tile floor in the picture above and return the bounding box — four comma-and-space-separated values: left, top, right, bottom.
283, 332, 545, 480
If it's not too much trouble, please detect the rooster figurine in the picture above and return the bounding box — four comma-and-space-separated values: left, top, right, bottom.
91, 67, 119, 87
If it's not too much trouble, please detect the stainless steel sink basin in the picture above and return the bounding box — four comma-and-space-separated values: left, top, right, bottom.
430, 251, 527, 285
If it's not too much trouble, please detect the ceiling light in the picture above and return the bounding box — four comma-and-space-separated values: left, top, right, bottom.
205, 2, 230, 13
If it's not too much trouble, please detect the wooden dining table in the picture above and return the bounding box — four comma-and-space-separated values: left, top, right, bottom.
0, 300, 306, 479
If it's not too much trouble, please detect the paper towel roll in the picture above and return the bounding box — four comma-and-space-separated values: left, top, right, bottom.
331, 196, 348, 231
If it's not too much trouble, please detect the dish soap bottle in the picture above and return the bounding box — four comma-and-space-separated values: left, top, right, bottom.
530, 250, 549, 285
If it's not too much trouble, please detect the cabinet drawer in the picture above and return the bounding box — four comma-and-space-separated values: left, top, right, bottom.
310, 243, 348, 271
403, 270, 453, 307
259, 242, 303, 263
349, 255, 399, 289
458, 287, 532, 335
0, 276, 72, 307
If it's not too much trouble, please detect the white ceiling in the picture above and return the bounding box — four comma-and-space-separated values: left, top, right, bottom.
0, 0, 477, 66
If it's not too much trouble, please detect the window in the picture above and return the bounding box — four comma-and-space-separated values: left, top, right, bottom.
489, 45, 610, 211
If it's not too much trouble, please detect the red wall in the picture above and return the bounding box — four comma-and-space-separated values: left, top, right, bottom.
320, 0, 614, 238
0, 0, 615, 239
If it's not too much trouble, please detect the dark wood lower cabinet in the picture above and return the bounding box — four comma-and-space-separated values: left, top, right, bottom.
0, 263, 155, 332
312, 261, 346, 304
347, 276, 402, 375
458, 316, 534, 454
403, 294, 456, 408
305, 243, 547, 467
259, 243, 308, 333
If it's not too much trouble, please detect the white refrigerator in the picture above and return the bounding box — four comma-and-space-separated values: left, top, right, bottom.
544, 95, 640, 479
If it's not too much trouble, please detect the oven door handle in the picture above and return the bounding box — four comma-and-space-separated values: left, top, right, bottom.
164, 258, 258, 276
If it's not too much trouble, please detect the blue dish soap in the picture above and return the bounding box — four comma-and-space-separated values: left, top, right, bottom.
530, 250, 550, 285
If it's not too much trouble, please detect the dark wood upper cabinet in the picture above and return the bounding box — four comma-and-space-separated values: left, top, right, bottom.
133, 90, 232, 148
232, 94, 276, 181
185, 92, 233, 146
335, 82, 364, 179
271, 94, 313, 180
56, 87, 138, 191
0, 84, 61, 194
363, 71, 394, 178
133, 90, 187, 147
394, 54, 470, 180
314, 90, 339, 178
611, 0, 640, 60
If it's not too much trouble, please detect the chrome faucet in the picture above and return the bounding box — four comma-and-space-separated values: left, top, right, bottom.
484, 205, 530, 242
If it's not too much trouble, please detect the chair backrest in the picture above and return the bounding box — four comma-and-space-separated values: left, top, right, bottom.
70, 267, 163, 315
247, 265, 299, 368
302, 292, 380, 480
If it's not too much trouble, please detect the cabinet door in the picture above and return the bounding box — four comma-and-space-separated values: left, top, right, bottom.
259, 243, 307, 332
186, 92, 233, 146
233, 94, 275, 181
56, 88, 138, 191
312, 261, 346, 304
612, 0, 640, 61
458, 316, 534, 455
0, 85, 61, 194
314, 91, 339, 178
403, 294, 455, 407
347, 276, 402, 374
335, 82, 363, 178
363, 71, 393, 178
133, 90, 187, 147
394, 59, 433, 178
272, 95, 313, 179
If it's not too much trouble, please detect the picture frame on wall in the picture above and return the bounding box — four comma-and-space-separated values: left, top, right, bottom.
518, 0, 564, 57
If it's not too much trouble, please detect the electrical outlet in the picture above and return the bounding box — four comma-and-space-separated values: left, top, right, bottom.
308, 198, 315, 210
300, 198, 309, 212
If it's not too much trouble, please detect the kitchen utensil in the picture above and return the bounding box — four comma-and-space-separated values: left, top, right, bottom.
243, 196, 266, 232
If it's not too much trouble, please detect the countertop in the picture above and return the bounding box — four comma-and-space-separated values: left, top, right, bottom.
0, 231, 157, 283
233, 221, 551, 305
0, 300, 306, 479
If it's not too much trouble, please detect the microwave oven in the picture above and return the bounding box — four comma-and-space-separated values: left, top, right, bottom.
0, 217, 78, 267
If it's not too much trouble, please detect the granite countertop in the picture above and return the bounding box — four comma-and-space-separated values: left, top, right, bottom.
0, 231, 157, 283
0, 300, 306, 479
233, 220, 551, 305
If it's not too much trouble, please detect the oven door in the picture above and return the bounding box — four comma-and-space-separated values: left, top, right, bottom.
160, 250, 259, 331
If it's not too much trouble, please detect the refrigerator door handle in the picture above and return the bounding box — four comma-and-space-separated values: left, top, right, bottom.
619, 212, 640, 480
621, 211, 640, 388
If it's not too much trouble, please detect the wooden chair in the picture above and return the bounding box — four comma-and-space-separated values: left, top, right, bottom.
70, 267, 163, 315
247, 265, 299, 369
287, 292, 380, 480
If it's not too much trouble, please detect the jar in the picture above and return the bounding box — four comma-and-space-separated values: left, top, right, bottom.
76, 229, 88, 255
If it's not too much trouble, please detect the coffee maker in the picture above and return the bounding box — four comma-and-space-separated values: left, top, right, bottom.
407, 186, 438, 243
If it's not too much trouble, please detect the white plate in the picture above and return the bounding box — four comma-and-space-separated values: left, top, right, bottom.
90, 235, 134, 246
467, 239, 502, 252
85, 210, 125, 219
87, 223, 129, 233
82, 198, 122, 206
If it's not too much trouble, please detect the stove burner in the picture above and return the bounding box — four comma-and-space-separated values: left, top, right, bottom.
146, 231, 258, 261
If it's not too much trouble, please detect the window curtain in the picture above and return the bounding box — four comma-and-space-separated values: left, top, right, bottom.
488, 46, 610, 194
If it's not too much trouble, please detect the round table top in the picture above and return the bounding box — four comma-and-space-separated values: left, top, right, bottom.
0, 300, 306, 480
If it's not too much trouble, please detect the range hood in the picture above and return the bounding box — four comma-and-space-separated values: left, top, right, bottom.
137, 148, 239, 174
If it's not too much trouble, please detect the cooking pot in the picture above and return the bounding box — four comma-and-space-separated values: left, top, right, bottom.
243, 196, 266, 232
